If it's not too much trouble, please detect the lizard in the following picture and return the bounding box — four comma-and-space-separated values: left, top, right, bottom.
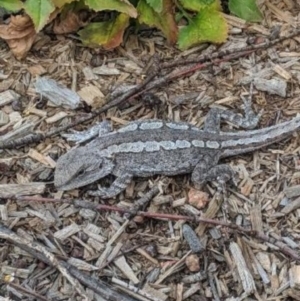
54, 96, 300, 199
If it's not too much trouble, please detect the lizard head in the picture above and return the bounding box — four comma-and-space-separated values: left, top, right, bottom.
54, 147, 115, 191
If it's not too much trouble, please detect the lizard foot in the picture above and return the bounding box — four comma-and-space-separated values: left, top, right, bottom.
88, 186, 119, 199
88, 173, 133, 199
192, 164, 236, 186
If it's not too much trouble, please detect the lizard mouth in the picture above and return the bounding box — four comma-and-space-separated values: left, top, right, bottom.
54, 176, 97, 191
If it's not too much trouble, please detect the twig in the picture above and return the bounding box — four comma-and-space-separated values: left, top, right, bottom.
143, 50, 254, 94
16, 195, 300, 262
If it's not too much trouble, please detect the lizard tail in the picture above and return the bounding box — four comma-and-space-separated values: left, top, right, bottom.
220, 115, 300, 157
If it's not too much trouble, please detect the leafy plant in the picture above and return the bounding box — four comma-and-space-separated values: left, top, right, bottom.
0, 0, 263, 59
229, 0, 263, 22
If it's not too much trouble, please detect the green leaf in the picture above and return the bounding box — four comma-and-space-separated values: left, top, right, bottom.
146, 0, 163, 13
84, 0, 137, 18
0, 0, 23, 11
178, 8, 228, 50
179, 0, 221, 12
228, 0, 262, 22
78, 13, 130, 49
137, 0, 178, 44
24, 0, 55, 31
52, 0, 79, 8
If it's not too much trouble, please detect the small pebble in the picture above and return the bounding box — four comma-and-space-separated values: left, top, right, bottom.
185, 254, 200, 272
188, 189, 209, 209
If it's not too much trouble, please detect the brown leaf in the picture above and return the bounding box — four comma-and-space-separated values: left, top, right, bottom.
0, 15, 36, 59
53, 10, 90, 34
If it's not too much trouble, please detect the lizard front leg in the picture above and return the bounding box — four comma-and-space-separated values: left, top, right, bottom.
88, 172, 133, 198
61, 121, 112, 144
204, 89, 262, 133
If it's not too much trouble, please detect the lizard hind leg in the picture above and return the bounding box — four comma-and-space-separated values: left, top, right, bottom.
204, 85, 262, 133
191, 163, 237, 190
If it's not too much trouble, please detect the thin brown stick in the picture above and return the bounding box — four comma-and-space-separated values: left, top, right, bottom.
143, 51, 254, 94
16, 195, 300, 262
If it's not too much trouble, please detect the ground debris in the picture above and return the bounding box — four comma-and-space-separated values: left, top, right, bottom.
0, 1, 300, 300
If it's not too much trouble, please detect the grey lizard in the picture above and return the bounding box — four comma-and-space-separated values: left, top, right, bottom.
54, 97, 300, 198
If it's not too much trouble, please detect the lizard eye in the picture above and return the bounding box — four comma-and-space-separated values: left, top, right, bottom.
77, 170, 85, 176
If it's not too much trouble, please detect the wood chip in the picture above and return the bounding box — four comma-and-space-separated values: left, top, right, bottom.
67, 257, 99, 271
92, 65, 120, 75
0, 183, 46, 198
143, 283, 168, 301
0, 90, 20, 106
222, 13, 246, 28
254, 78, 287, 97
114, 256, 139, 285
273, 64, 292, 80
281, 196, 300, 215
0, 204, 8, 220
82, 66, 98, 80
0, 111, 9, 125
26, 107, 48, 117
35, 77, 80, 109
290, 265, 300, 290
77, 85, 105, 108
229, 242, 256, 294
28, 64, 47, 76
1, 266, 30, 279
53, 223, 81, 241
284, 185, 300, 198
28, 148, 56, 168
250, 205, 263, 232
45, 112, 68, 124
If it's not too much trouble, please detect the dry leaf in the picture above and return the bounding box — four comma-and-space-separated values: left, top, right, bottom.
0, 15, 36, 59
53, 10, 90, 34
